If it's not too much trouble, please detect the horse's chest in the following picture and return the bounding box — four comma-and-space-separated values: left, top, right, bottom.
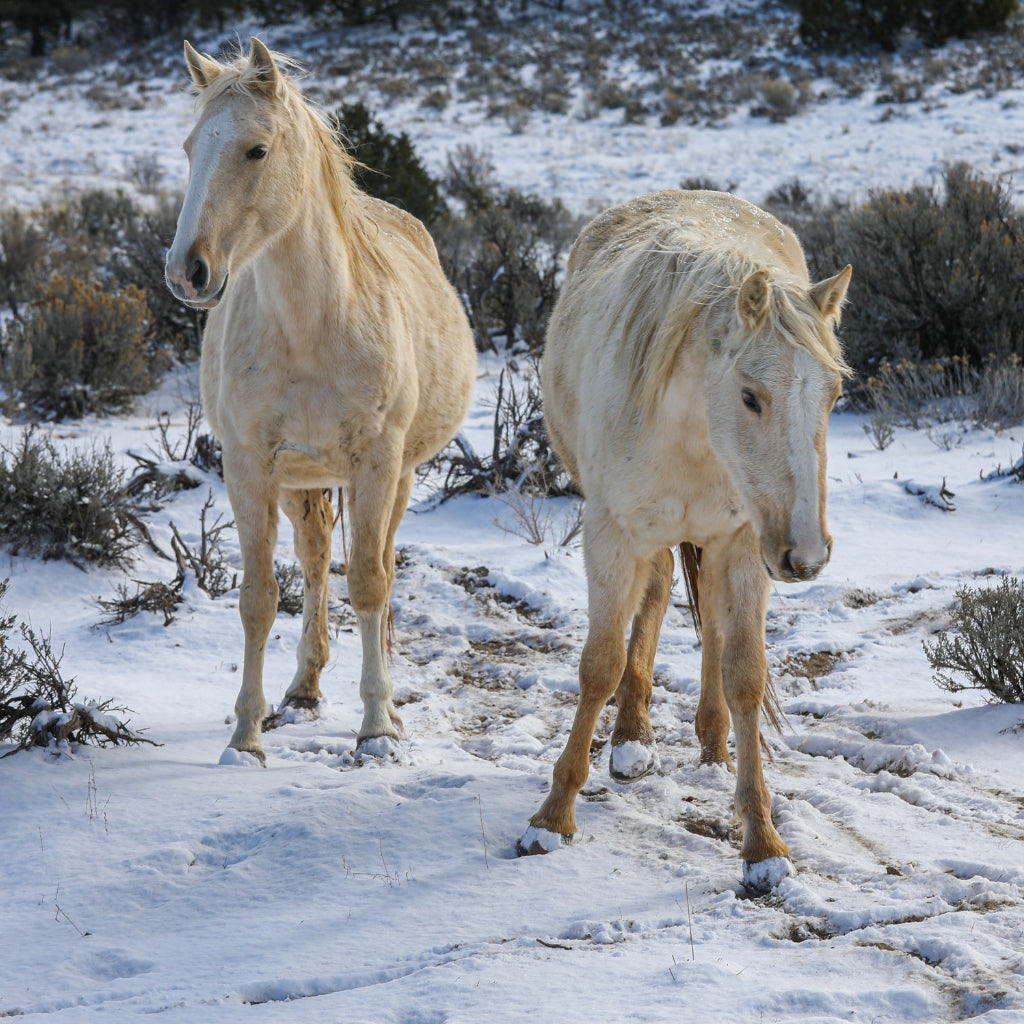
207, 348, 391, 485
605, 442, 745, 550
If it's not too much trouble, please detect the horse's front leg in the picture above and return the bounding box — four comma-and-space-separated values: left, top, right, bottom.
279, 488, 333, 712
700, 530, 791, 880
519, 505, 649, 854
223, 453, 279, 763
347, 456, 412, 750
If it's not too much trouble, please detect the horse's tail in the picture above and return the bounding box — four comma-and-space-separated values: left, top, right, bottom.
678, 541, 702, 640
677, 542, 785, 738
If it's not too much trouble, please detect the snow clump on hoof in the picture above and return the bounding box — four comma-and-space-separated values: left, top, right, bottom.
517, 825, 572, 857
218, 747, 265, 767
609, 740, 660, 783
354, 734, 403, 763
742, 855, 796, 894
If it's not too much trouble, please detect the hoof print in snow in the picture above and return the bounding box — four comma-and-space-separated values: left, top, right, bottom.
609, 740, 660, 783
517, 825, 573, 857
741, 855, 795, 895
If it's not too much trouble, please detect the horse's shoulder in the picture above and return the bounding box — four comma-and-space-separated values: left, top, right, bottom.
357, 195, 439, 261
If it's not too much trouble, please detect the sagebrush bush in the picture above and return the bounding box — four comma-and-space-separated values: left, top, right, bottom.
1, 275, 155, 419
0, 431, 140, 569
925, 577, 1024, 703
107, 195, 203, 362
805, 163, 1024, 375
436, 148, 580, 352
860, 353, 1024, 429
0, 190, 199, 399
0, 208, 48, 320
431, 362, 576, 500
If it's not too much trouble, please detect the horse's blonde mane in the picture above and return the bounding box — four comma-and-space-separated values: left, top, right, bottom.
595, 221, 851, 430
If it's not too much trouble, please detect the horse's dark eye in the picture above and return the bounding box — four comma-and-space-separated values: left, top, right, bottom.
742, 389, 762, 414
245, 145, 268, 161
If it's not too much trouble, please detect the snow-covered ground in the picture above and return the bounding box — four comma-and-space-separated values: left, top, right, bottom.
2, 5, 1023, 1021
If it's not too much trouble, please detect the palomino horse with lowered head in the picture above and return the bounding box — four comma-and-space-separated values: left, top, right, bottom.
519, 189, 851, 889
165, 39, 476, 763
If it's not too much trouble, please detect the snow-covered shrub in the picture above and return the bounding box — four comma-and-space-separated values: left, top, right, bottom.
0, 579, 157, 756
925, 577, 1024, 703
0, 430, 140, 570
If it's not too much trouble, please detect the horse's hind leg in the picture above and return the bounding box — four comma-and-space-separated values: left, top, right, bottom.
348, 464, 413, 751
519, 507, 648, 854
278, 488, 333, 713
609, 546, 673, 782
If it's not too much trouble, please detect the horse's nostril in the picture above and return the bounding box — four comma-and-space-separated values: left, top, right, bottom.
780, 549, 795, 578
188, 257, 209, 292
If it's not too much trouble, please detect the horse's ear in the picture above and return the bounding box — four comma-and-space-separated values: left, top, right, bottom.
810, 264, 853, 323
737, 269, 770, 328
249, 37, 281, 95
184, 41, 220, 89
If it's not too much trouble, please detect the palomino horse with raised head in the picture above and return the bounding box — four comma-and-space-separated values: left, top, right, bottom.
165, 39, 476, 763
518, 189, 851, 889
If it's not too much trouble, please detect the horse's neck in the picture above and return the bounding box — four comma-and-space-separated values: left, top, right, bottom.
253, 185, 360, 332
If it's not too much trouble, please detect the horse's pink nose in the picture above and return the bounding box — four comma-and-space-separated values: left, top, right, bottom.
165, 253, 210, 301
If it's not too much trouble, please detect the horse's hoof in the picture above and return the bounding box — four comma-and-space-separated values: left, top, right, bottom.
218, 747, 265, 767
263, 697, 322, 731
609, 740, 660, 783
742, 855, 795, 894
354, 734, 402, 762
516, 825, 573, 856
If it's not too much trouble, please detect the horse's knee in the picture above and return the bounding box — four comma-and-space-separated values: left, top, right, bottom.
579, 634, 626, 701
347, 555, 389, 613
239, 575, 278, 635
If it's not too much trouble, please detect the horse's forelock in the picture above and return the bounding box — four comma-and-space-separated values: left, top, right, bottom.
761, 280, 852, 380
192, 45, 304, 108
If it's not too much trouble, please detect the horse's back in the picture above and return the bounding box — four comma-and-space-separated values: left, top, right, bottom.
359, 194, 442, 265
566, 189, 807, 283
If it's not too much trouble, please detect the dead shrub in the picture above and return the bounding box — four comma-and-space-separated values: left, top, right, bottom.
0, 578, 158, 756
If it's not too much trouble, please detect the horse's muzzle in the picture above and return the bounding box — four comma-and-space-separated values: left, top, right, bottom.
765, 537, 832, 583
165, 267, 229, 309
